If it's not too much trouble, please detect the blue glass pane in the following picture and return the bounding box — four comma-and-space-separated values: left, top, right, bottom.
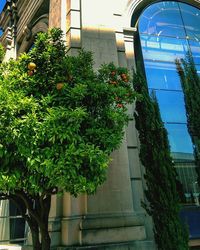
139, 1, 185, 37
28, 43, 35, 52
144, 61, 182, 90
180, 207, 200, 239
138, 1, 198, 157
188, 40, 200, 64
195, 64, 200, 76
154, 90, 187, 123
141, 35, 188, 62
165, 123, 193, 154
179, 3, 200, 41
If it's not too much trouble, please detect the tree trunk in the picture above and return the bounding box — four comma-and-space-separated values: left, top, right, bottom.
41, 228, 51, 250
40, 195, 51, 250
14, 191, 52, 250
30, 224, 41, 250
10, 193, 42, 250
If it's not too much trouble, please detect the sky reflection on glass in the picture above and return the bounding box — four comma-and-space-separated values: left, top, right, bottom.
179, 3, 200, 41
154, 90, 187, 123
139, 2, 185, 37
141, 35, 188, 62
165, 124, 193, 154
139, 1, 199, 155
145, 61, 182, 90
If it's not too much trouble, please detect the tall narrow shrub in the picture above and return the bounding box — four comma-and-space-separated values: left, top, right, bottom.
133, 72, 189, 250
176, 55, 200, 185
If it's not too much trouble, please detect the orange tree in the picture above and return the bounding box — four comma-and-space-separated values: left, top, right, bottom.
0, 28, 136, 250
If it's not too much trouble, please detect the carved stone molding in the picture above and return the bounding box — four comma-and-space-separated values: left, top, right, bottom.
17, 0, 45, 42
0, 27, 13, 49
18, 16, 48, 55
23, 24, 32, 41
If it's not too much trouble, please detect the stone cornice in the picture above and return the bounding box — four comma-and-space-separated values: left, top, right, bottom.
0, 1, 18, 40
16, 0, 45, 42
17, 14, 49, 54
20, 14, 49, 42
0, 4, 12, 31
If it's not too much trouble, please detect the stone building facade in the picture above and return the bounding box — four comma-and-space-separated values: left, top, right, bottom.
1, 0, 200, 249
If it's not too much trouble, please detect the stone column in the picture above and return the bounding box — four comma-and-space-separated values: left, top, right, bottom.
59, 0, 154, 248
49, 0, 62, 28
78, 1, 147, 245
49, 0, 67, 37
61, 193, 87, 246
80, 137, 146, 246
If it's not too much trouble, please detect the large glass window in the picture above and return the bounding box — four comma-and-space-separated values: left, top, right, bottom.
138, 1, 200, 209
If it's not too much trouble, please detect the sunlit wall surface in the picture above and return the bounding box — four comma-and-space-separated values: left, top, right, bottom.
138, 1, 200, 200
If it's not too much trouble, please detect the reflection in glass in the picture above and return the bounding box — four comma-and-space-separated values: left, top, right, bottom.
165, 123, 193, 154
141, 35, 188, 62
188, 40, 200, 64
154, 90, 187, 123
139, 2, 185, 37
145, 61, 182, 90
139, 1, 197, 156
195, 65, 200, 76
138, 0, 200, 209
179, 3, 200, 41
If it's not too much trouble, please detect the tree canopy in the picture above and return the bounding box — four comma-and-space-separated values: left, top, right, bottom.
0, 43, 5, 63
0, 28, 136, 196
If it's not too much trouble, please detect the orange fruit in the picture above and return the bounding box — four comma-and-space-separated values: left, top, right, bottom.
121, 73, 127, 79
28, 70, 34, 76
56, 83, 64, 90
109, 81, 117, 85
28, 62, 36, 70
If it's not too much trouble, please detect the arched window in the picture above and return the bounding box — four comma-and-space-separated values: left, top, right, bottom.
137, 1, 200, 204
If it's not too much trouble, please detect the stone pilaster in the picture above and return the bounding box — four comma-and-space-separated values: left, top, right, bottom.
49, 0, 62, 28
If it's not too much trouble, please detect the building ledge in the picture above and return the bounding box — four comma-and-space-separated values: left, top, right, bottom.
189, 239, 200, 247
0, 245, 21, 250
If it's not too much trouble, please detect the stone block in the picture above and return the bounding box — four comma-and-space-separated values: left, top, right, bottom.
82, 225, 146, 245
61, 216, 82, 246
128, 148, 142, 179
56, 240, 155, 250
126, 120, 138, 148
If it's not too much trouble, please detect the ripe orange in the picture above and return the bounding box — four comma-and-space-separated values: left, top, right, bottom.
56, 83, 64, 90
28, 70, 34, 76
117, 103, 123, 108
28, 62, 36, 70
121, 73, 127, 79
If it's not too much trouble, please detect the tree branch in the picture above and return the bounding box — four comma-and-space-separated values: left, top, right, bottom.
15, 190, 42, 227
